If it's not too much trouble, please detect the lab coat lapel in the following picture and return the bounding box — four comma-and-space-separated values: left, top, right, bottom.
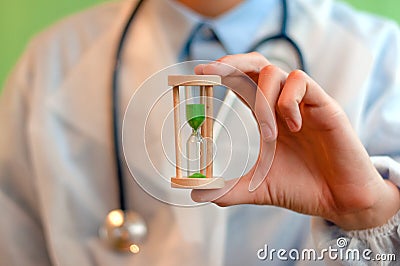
29, 4, 136, 264
45, 0, 197, 145
45, 3, 132, 146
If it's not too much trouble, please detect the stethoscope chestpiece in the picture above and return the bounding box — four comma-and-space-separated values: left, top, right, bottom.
99, 209, 148, 254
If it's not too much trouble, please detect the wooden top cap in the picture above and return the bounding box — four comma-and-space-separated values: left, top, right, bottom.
168, 75, 221, 86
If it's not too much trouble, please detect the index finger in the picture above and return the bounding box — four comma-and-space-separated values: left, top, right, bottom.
194, 52, 270, 77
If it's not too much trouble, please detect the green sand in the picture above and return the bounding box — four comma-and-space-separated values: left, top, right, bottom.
186, 104, 205, 131
189, 173, 206, 178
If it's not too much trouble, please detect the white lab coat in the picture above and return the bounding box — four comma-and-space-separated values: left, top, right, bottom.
1, 0, 399, 265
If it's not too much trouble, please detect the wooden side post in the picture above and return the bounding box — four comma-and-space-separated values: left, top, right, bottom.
200, 86, 206, 175
172, 86, 182, 178
205, 85, 213, 178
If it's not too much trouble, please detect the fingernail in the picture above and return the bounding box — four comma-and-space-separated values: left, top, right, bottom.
194, 64, 205, 74
191, 190, 210, 202
261, 123, 275, 142
285, 118, 298, 132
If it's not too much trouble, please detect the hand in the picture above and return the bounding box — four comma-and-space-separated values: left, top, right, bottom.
192, 52, 400, 230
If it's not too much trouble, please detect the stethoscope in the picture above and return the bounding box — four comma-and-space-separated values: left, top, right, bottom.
99, 0, 306, 253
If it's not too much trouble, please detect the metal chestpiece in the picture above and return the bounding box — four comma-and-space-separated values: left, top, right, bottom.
99, 209, 148, 253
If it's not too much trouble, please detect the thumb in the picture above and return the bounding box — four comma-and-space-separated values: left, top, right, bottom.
191, 171, 271, 206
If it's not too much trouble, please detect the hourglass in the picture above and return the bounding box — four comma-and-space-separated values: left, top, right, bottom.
169, 75, 225, 189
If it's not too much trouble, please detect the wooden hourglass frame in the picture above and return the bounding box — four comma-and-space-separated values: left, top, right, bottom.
169, 75, 225, 189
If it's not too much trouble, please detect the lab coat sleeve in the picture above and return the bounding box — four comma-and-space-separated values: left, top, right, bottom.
0, 44, 52, 265
311, 157, 400, 265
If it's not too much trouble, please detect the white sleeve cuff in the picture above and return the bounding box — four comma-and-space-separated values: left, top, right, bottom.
311, 156, 400, 265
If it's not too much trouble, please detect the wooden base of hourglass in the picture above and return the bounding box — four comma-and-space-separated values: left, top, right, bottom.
169, 75, 224, 190
171, 177, 225, 189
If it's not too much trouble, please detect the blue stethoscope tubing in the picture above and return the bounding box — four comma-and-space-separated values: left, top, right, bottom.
112, 0, 306, 212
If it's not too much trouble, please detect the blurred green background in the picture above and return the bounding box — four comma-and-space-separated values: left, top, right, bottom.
1, 0, 399, 89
